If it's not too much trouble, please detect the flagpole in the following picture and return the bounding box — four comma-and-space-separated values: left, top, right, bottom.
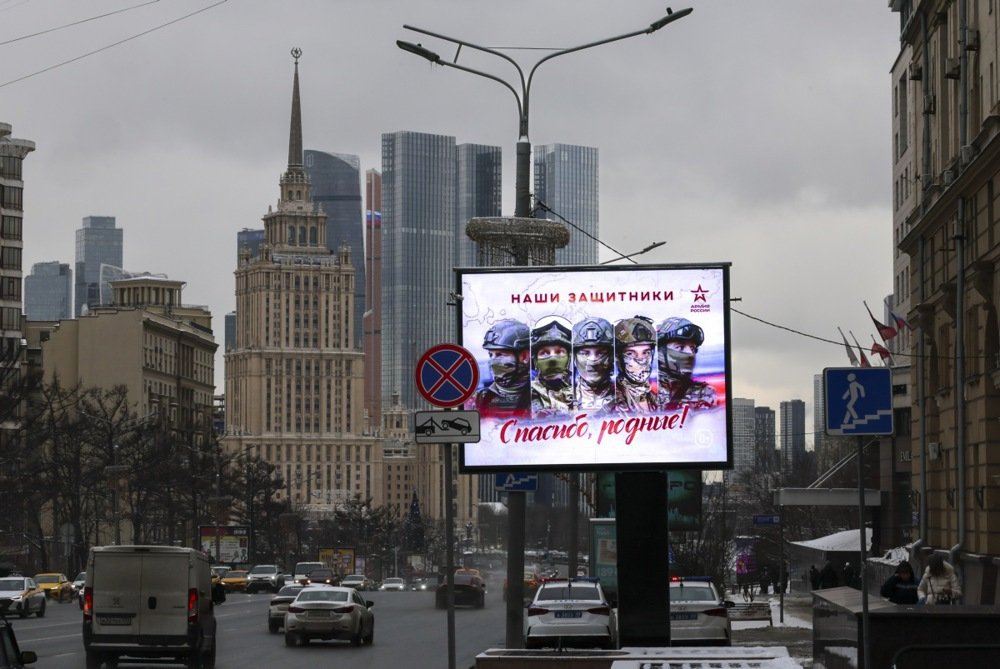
838, 326, 860, 367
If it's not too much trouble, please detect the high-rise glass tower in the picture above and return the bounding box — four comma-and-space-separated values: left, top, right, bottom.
380, 131, 501, 409
74, 216, 122, 316
730, 398, 756, 480
456, 144, 502, 268
236, 228, 265, 265
754, 405, 776, 471
0, 122, 33, 372
533, 143, 599, 265
25, 261, 72, 320
780, 399, 806, 479
305, 149, 365, 349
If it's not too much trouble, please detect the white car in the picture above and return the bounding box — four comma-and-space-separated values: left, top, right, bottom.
284, 585, 375, 647
379, 577, 405, 592
524, 577, 616, 650
0, 576, 46, 618
669, 576, 734, 645
267, 584, 304, 633
247, 564, 282, 593
340, 574, 371, 591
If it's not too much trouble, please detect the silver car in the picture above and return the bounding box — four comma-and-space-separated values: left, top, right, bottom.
284, 585, 375, 647
0, 576, 46, 618
267, 584, 304, 633
669, 576, 734, 645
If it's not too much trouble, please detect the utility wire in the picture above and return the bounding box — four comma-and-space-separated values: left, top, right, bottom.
0, 0, 228, 89
0, 0, 161, 47
532, 198, 637, 264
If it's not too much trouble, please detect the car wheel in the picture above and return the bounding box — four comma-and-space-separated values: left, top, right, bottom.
202, 641, 216, 669
477, 593, 485, 608
268, 619, 280, 634
185, 647, 203, 669
363, 622, 374, 645
85, 651, 102, 669
17, 603, 26, 618
351, 625, 363, 647
284, 632, 300, 647
37, 599, 46, 617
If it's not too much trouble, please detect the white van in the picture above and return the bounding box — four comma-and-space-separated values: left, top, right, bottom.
82, 545, 223, 669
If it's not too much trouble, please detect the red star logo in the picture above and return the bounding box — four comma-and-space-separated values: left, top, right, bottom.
692, 285, 709, 302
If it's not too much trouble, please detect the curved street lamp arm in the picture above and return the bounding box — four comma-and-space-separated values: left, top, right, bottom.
525, 8, 693, 123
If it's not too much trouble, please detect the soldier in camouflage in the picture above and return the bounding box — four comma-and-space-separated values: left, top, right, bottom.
655, 316, 717, 410
529, 316, 575, 418
611, 316, 658, 413
474, 319, 531, 418
571, 317, 615, 412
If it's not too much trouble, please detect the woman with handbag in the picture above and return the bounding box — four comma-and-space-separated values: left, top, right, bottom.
917, 554, 962, 605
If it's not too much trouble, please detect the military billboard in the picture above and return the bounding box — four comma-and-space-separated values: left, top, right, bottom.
457, 264, 731, 471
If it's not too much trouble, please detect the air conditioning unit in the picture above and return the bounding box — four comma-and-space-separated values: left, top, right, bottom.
924, 94, 936, 114
943, 169, 955, 186
965, 29, 980, 51
961, 144, 976, 165
928, 442, 942, 460
908, 63, 923, 80
945, 58, 961, 79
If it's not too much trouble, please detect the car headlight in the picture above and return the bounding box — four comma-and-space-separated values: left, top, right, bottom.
11, 595, 22, 602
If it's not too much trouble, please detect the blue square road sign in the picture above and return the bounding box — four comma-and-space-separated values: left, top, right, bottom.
824, 367, 894, 436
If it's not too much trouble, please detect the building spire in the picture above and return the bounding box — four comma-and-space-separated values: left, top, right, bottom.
287, 47, 303, 170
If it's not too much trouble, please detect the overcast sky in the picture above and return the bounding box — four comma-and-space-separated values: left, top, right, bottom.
3, 0, 901, 447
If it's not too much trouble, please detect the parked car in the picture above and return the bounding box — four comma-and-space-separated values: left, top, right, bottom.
220, 569, 250, 592
300, 568, 338, 586
0, 577, 46, 618
668, 576, 734, 646
435, 572, 486, 609
524, 577, 616, 650
379, 577, 405, 592
33, 573, 72, 602
246, 564, 283, 593
283, 585, 375, 647
267, 584, 304, 633
0, 604, 38, 668
72, 572, 86, 609
340, 574, 371, 591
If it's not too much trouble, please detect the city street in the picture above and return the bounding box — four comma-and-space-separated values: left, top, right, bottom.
8, 581, 507, 669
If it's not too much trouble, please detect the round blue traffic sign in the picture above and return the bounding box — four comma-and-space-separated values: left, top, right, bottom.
414, 344, 480, 408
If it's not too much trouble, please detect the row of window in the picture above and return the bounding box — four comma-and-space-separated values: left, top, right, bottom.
0, 155, 22, 180
0, 185, 23, 210
1, 216, 21, 240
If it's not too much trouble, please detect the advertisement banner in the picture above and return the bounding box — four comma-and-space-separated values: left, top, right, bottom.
458, 264, 731, 471
199, 525, 249, 564
319, 547, 355, 575
595, 470, 703, 531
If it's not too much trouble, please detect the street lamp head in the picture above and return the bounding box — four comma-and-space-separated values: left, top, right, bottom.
648, 7, 693, 33
396, 40, 441, 64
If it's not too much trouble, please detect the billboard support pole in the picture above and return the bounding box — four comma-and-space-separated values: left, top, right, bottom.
506, 491, 526, 648
444, 443, 456, 669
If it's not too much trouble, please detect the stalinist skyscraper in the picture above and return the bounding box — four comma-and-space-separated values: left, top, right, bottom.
224, 51, 374, 508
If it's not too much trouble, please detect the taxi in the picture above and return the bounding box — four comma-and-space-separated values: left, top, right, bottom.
33, 573, 73, 602
220, 569, 250, 592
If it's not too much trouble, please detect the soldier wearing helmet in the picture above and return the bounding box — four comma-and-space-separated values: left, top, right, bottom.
571, 317, 615, 412
475, 318, 531, 418
656, 316, 717, 410
611, 316, 657, 413
529, 316, 574, 417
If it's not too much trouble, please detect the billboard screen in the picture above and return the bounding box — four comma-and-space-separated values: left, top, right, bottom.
458, 264, 731, 471
595, 470, 703, 531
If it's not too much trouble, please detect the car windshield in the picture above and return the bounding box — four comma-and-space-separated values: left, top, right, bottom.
277, 585, 303, 596
223, 571, 247, 578
537, 584, 600, 601
297, 589, 349, 602
35, 575, 58, 584
343, 576, 363, 582
74, 572, 86, 581
310, 570, 334, 578
670, 585, 716, 602
0, 578, 25, 590
250, 566, 275, 574
294, 563, 321, 575
384, 578, 403, 584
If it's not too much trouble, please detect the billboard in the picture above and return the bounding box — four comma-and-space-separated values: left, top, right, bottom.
595, 470, 703, 531
458, 264, 731, 471
199, 525, 249, 564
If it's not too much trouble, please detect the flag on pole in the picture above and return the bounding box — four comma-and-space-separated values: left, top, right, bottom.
871, 338, 893, 365
865, 301, 897, 341
850, 331, 871, 367
889, 308, 911, 331
838, 327, 859, 366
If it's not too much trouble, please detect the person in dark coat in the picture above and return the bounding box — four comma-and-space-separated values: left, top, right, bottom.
818, 561, 839, 589
809, 565, 820, 590
880, 561, 919, 605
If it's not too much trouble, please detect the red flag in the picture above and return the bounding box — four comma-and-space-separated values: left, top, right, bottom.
871, 339, 893, 364
889, 308, 911, 331
865, 301, 897, 341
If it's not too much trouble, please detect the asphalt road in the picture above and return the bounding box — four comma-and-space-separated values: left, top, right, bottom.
8, 582, 508, 669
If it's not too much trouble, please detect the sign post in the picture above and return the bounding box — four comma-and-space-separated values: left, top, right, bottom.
825, 367, 894, 669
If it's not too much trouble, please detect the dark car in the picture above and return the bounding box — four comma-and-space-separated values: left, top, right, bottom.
0, 599, 39, 667
300, 568, 339, 586
435, 572, 486, 609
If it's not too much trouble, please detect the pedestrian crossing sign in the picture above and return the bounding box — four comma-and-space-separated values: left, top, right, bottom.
824, 367, 894, 436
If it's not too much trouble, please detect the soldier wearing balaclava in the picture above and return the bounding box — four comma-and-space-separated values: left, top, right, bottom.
571, 317, 615, 412
529, 316, 574, 417
474, 319, 531, 418
655, 316, 717, 410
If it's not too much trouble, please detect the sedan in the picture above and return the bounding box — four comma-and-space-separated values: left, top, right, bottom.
267, 584, 304, 633
435, 572, 486, 609
299, 568, 338, 586
379, 577, 405, 592
0, 576, 46, 618
524, 577, 616, 650
33, 573, 72, 602
220, 570, 250, 592
668, 576, 734, 646
284, 585, 375, 647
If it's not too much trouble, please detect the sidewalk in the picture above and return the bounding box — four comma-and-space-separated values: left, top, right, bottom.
730, 591, 813, 667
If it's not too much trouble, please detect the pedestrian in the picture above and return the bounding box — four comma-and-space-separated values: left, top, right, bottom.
880, 561, 919, 604
843, 561, 856, 588
809, 565, 820, 590
917, 554, 961, 605
818, 561, 839, 589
